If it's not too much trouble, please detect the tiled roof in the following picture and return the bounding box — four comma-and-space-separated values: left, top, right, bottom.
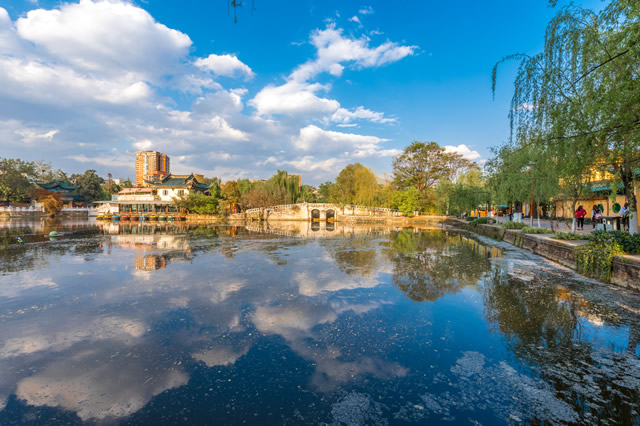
145, 174, 209, 189
37, 181, 78, 191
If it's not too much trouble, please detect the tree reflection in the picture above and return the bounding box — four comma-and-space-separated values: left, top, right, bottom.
482, 269, 640, 423
388, 229, 494, 302
483, 270, 578, 357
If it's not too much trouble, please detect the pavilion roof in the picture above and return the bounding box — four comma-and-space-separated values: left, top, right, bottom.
145, 174, 209, 189
37, 181, 78, 191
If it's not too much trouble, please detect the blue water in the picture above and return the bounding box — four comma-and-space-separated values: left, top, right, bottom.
0, 220, 638, 425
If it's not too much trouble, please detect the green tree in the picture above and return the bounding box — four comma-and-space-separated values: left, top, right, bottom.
486, 144, 532, 217
392, 188, 422, 216
0, 158, 37, 202
393, 142, 456, 191
208, 177, 222, 199
33, 160, 68, 183
237, 178, 252, 196
318, 181, 332, 202
174, 192, 218, 214
222, 180, 241, 211
493, 1, 640, 232
241, 182, 286, 208
300, 185, 318, 202
71, 170, 105, 202
267, 169, 302, 204
103, 173, 121, 195
329, 163, 378, 206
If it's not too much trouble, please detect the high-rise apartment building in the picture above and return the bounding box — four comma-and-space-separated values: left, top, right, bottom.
135, 151, 170, 187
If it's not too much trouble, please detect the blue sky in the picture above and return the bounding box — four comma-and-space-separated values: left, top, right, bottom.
0, 0, 604, 184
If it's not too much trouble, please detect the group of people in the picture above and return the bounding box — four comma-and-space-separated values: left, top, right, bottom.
575, 202, 630, 231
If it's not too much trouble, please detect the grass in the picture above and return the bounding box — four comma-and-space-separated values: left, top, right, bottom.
552, 232, 591, 241
521, 226, 552, 234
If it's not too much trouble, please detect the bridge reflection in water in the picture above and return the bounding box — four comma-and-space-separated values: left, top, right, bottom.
246, 220, 434, 238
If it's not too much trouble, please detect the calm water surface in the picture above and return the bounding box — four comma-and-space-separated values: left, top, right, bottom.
0, 220, 638, 425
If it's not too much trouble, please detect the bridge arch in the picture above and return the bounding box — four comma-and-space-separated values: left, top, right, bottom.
311, 209, 320, 221
326, 209, 336, 222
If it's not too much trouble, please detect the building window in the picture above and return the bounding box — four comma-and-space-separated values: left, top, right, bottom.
177, 190, 185, 196
163, 190, 168, 196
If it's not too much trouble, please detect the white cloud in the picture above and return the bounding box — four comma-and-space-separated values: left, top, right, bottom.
16, 345, 188, 421
351, 143, 401, 158
443, 144, 482, 161
0, 57, 152, 106
15, 0, 191, 82
66, 154, 131, 168
250, 24, 416, 125
195, 53, 254, 80
250, 81, 339, 117
349, 15, 361, 25
15, 128, 58, 143
331, 106, 396, 124
202, 116, 249, 141
133, 139, 153, 150
290, 24, 417, 82
359, 6, 375, 15
277, 156, 344, 173
0, 1, 413, 183
193, 344, 250, 367
292, 125, 389, 152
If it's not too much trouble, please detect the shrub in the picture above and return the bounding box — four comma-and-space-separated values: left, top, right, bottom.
521, 226, 552, 234
576, 239, 624, 282
589, 230, 640, 255
500, 221, 527, 230
468, 217, 495, 227
552, 232, 590, 240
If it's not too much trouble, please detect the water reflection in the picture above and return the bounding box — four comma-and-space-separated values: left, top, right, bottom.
483, 269, 640, 422
388, 228, 498, 301
0, 221, 637, 424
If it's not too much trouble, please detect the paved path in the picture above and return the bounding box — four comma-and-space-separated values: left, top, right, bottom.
493, 216, 603, 234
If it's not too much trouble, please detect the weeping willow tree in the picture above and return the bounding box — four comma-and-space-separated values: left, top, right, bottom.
328, 163, 379, 207
268, 170, 302, 204
493, 0, 640, 233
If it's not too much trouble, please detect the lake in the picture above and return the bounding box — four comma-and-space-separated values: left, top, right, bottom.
0, 220, 638, 425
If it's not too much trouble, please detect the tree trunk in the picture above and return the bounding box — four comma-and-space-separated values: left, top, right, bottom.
530, 207, 534, 227
619, 152, 637, 234
628, 185, 638, 235
571, 198, 578, 233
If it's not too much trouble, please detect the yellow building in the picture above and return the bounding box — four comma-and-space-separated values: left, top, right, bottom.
553, 160, 638, 226
554, 184, 639, 226
135, 151, 170, 187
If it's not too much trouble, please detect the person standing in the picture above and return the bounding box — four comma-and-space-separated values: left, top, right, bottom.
576, 205, 587, 230
620, 202, 630, 231
591, 205, 601, 229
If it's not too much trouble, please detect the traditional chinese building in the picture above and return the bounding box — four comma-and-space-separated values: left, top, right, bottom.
35, 181, 85, 207
145, 174, 211, 199
94, 174, 211, 216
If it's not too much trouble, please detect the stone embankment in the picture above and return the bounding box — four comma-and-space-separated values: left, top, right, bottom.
449, 218, 640, 290
0, 207, 89, 220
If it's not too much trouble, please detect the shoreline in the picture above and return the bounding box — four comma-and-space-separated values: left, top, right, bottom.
447, 217, 640, 291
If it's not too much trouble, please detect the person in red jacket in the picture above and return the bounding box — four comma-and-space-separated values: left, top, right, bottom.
576, 205, 587, 230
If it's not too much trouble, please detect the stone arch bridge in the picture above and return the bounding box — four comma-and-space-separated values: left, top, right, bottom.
241, 203, 399, 222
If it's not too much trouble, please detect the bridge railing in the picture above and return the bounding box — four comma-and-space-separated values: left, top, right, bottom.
241, 203, 400, 214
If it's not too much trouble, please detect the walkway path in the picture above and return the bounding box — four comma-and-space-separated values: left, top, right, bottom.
493, 216, 599, 234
